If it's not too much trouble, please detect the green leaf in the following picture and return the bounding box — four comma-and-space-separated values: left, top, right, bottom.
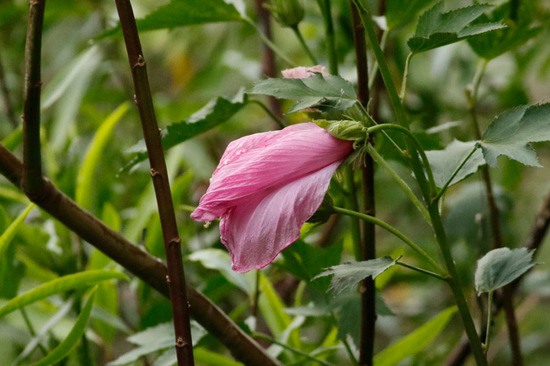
385, 0, 435, 30
193, 347, 244, 366
102, 0, 243, 37
76, 103, 130, 209
480, 103, 550, 167
32, 288, 97, 366
121, 90, 247, 174
249, 74, 358, 113
373, 306, 457, 366
426, 140, 485, 188
475, 247, 535, 294
107, 321, 206, 366
408, 2, 505, 53
0, 270, 128, 318
0, 203, 34, 259
467, 1, 541, 60
188, 248, 255, 295
314, 257, 397, 296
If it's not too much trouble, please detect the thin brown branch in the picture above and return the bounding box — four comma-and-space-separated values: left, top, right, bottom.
114, 0, 194, 364
22, 0, 46, 198
0, 52, 18, 128
446, 192, 550, 366
254, 0, 283, 125
350, 2, 376, 365
0, 143, 282, 366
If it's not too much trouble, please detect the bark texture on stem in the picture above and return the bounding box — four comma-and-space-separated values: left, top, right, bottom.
22, 0, 46, 198
254, 0, 283, 123
0, 144, 281, 366
114, 0, 194, 363
350, 2, 376, 364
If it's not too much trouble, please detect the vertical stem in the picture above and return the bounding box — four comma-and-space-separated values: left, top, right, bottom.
399, 52, 413, 103
350, 2, 376, 364
467, 60, 523, 366
253, 0, 283, 124
291, 26, 318, 65
22, 0, 46, 198
316, 0, 338, 75
485, 291, 494, 352
0, 52, 18, 128
114, 1, 194, 365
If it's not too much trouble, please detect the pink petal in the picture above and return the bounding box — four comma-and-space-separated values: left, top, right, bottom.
191, 123, 352, 221
281, 65, 329, 79
219, 161, 341, 272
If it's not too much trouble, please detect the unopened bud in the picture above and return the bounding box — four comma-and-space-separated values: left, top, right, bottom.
265, 0, 304, 28
315, 120, 366, 142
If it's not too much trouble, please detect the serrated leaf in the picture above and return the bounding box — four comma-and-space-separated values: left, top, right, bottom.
426, 140, 485, 188
475, 247, 535, 294
408, 2, 505, 53
32, 289, 97, 366
468, 1, 541, 60
0, 270, 128, 318
107, 321, 206, 366
76, 103, 129, 209
373, 306, 457, 366
121, 91, 247, 174
314, 257, 397, 296
480, 103, 550, 167
249, 74, 358, 113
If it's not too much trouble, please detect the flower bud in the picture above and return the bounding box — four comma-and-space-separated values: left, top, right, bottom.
315, 120, 366, 142
265, 0, 304, 28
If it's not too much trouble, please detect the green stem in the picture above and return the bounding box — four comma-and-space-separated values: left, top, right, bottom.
253, 333, 337, 366
367, 144, 430, 222
396, 261, 448, 281
428, 203, 488, 366
20, 308, 48, 356
316, 0, 338, 75
485, 291, 494, 352
433, 145, 479, 202
333, 206, 445, 274
399, 52, 413, 103
250, 100, 286, 128
344, 167, 362, 261
367, 30, 388, 91
243, 17, 296, 67
291, 26, 318, 65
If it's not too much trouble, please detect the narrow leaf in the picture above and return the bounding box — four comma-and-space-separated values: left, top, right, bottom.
249, 74, 358, 113
121, 91, 247, 174
480, 103, 550, 166
0, 270, 128, 318
314, 257, 397, 296
0, 203, 34, 259
426, 140, 485, 187
32, 289, 97, 366
408, 2, 505, 53
76, 103, 130, 209
475, 247, 535, 294
373, 306, 457, 365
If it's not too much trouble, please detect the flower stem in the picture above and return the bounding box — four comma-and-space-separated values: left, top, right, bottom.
250, 100, 286, 128
367, 30, 388, 91
399, 52, 413, 103
485, 291, 494, 352
396, 261, 448, 282
333, 206, 445, 274
367, 144, 430, 222
114, 1, 194, 364
243, 16, 296, 66
291, 26, 318, 65
316, 0, 338, 75
433, 145, 479, 202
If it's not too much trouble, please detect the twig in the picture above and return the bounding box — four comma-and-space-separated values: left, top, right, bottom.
253, 0, 283, 125
22, 0, 46, 199
0, 143, 282, 366
349, 3, 376, 364
0, 52, 18, 128
114, 1, 194, 364
446, 192, 550, 366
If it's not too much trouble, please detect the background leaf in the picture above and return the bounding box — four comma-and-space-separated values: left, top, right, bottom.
475, 247, 535, 294
408, 2, 504, 53
249, 74, 357, 113
480, 103, 550, 166
314, 257, 397, 296
373, 306, 457, 366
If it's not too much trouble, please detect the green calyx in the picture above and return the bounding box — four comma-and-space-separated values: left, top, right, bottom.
265, 0, 304, 28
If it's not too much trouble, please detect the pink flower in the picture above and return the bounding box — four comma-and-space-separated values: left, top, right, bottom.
281, 65, 329, 79
191, 123, 353, 272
